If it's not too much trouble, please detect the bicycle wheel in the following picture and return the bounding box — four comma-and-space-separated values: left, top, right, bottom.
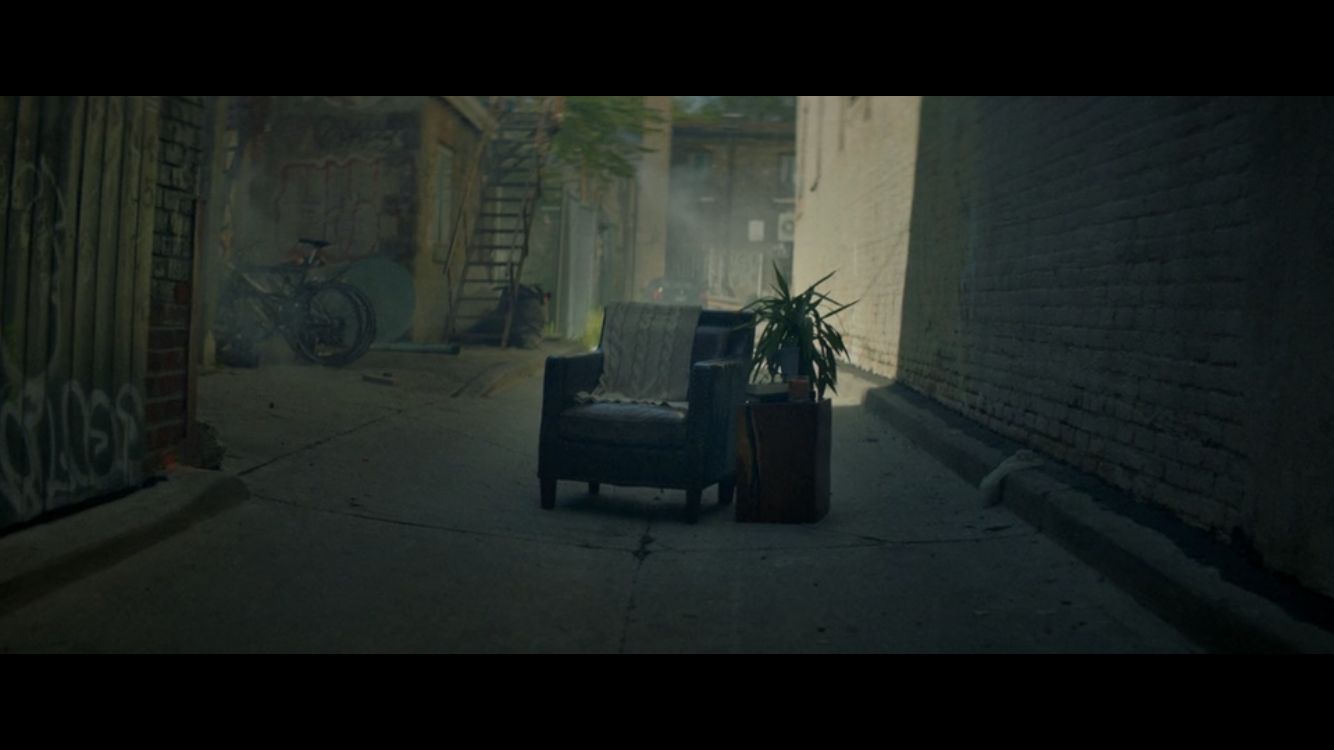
294, 282, 373, 366
343, 284, 377, 360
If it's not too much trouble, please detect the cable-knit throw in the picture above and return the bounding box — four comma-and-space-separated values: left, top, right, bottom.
579, 302, 701, 409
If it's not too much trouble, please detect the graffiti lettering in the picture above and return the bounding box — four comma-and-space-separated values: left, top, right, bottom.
1, 136, 147, 526
0, 379, 144, 520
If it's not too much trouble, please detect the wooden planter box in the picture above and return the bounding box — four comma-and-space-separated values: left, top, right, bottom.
734, 397, 831, 523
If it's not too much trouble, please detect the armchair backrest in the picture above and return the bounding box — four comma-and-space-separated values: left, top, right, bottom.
592, 306, 755, 370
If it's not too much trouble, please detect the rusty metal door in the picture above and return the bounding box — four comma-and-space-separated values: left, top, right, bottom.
1, 96, 162, 529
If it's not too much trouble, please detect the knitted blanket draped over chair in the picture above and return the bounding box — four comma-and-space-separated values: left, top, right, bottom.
577, 302, 700, 409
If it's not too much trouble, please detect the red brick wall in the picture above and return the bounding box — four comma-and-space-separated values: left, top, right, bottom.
145, 96, 205, 467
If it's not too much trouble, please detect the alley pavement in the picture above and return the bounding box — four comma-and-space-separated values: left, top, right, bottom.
0, 343, 1197, 652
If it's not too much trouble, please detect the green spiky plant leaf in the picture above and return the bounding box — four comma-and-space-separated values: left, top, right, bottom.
740, 263, 857, 400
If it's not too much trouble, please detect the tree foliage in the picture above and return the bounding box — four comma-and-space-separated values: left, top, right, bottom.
549, 96, 664, 190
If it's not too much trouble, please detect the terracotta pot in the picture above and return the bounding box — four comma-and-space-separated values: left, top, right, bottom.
787, 377, 812, 402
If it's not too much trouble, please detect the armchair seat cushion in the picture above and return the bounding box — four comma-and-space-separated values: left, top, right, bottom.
559, 402, 688, 448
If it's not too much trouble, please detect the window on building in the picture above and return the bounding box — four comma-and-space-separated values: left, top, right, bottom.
687, 150, 713, 188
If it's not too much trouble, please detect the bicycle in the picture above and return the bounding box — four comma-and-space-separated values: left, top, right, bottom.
214, 238, 377, 367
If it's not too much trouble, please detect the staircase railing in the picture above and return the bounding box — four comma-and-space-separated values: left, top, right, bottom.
499, 98, 556, 347
441, 97, 506, 342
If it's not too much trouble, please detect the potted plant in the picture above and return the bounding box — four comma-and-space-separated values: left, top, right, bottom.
742, 264, 857, 401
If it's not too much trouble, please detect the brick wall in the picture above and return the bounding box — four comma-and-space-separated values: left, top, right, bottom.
793, 96, 919, 377
221, 97, 421, 267
213, 97, 423, 341
146, 95, 205, 464
794, 96, 1334, 596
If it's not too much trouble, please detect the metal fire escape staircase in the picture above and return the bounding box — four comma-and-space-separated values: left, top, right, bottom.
443, 100, 555, 348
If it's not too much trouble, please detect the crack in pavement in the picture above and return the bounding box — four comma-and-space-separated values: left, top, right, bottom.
618, 516, 655, 654
480, 358, 551, 398
250, 491, 639, 553
428, 421, 533, 459
451, 363, 511, 398
235, 398, 451, 478
252, 484, 1028, 561
648, 529, 1037, 555
235, 406, 420, 478
807, 526, 1038, 546
632, 532, 655, 562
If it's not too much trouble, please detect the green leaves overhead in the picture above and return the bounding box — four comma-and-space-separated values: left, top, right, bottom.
741, 264, 857, 401
549, 96, 664, 186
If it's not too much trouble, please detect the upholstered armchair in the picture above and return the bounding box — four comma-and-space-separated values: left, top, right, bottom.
538, 308, 755, 523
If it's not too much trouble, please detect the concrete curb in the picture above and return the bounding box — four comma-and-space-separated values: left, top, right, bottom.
863, 381, 1334, 653
0, 467, 250, 618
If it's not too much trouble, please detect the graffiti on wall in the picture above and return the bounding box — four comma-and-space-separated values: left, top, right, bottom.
1, 136, 147, 527
0, 378, 144, 524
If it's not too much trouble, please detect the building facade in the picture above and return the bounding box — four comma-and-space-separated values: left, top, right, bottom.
666, 117, 796, 307
793, 95, 1334, 597
199, 96, 491, 347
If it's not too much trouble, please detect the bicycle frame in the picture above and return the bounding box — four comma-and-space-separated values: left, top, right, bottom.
220, 247, 327, 348
216, 241, 371, 366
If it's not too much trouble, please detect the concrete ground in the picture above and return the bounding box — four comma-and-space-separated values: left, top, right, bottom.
0, 344, 1198, 652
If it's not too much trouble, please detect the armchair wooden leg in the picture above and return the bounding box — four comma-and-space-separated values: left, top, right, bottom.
588, 482, 600, 496
684, 488, 702, 524
718, 476, 735, 506
541, 477, 556, 510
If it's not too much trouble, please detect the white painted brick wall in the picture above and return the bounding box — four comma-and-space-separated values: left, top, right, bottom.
793, 96, 920, 380
796, 96, 1254, 536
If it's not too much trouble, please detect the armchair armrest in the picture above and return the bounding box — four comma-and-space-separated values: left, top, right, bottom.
541, 351, 604, 436
686, 357, 747, 478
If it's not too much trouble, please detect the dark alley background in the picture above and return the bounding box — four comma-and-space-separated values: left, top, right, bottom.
2, 96, 1332, 652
